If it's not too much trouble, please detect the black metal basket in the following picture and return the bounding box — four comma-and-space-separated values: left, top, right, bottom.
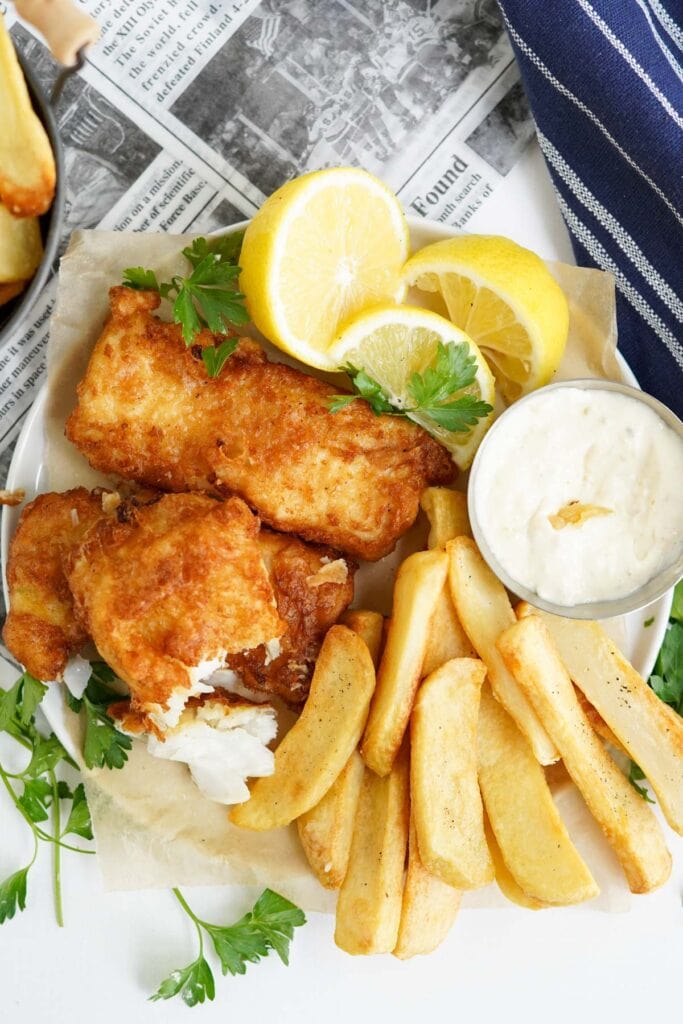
0, 50, 65, 349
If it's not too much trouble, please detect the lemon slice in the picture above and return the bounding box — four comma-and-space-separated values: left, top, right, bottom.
239, 167, 409, 370
329, 304, 496, 469
403, 235, 569, 402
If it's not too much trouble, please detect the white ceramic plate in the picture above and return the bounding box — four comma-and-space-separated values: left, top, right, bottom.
0, 218, 672, 734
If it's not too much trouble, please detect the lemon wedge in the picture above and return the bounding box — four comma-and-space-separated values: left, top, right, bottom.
239, 167, 409, 370
329, 304, 495, 469
403, 235, 569, 402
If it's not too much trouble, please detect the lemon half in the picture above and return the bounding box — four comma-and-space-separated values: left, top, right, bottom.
403, 235, 569, 402
329, 304, 495, 469
240, 167, 409, 370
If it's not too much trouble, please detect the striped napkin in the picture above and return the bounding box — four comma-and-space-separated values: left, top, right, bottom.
497, 0, 683, 418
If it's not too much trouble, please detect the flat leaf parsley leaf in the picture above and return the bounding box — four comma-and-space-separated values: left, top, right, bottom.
121, 266, 159, 291
329, 341, 493, 434
408, 337, 478, 406
66, 661, 132, 770
17, 777, 53, 823
629, 580, 683, 799
122, 234, 249, 349
206, 887, 306, 975
201, 338, 239, 379
0, 867, 29, 924
26, 734, 71, 778
329, 365, 397, 416
183, 231, 244, 267
63, 783, 94, 841
151, 888, 306, 1006
0, 672, 47, 732
151, 958, 216, 1008
0, 670, 95, 928
656, 622, 683, 711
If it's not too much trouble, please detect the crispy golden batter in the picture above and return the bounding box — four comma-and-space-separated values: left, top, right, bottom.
65, 288, 455, 560
66, 493, 284, 724
4, 486, 355, 710
228, 530, 355, 704
3, 488, 105, 680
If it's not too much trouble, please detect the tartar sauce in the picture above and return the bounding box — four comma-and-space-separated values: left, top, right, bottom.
471, 387, 683, 606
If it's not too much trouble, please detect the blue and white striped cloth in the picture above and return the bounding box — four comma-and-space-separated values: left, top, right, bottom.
498, 0, 683, 418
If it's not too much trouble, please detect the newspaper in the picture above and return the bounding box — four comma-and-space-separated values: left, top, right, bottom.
0, 0, 533, 472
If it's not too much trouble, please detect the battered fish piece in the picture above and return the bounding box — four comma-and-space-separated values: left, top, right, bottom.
66, 287, 455, 560
3, 488, 105, 680
4, 486, 355, 710
227, 530, 355, 704
66, 493, 284, 732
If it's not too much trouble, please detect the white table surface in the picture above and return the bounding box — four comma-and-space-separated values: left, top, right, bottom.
3, 143, 682, 1024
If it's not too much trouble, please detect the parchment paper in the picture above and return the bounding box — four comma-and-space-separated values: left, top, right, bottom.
44, 229, 632, 912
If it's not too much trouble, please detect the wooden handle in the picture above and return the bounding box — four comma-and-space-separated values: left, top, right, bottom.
14, 0, 99, 65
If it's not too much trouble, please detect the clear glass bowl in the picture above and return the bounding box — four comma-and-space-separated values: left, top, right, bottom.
467, 378, 683, 620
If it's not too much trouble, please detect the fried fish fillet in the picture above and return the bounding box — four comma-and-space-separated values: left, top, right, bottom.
5, 488, 356, 715
65, 287, 455, 560
66, 493, 284, 731
2, 488, 105, 680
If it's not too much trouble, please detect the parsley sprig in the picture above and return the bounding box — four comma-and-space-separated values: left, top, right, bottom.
329, 341, 493, 433
122, 233, 248, 376
628, 579, 683, 800
0, 672, 95, 927
151, 888, 306, 1007
329, 366, 396, 415
65, 661, 132, 771
0, 668, 308, 1000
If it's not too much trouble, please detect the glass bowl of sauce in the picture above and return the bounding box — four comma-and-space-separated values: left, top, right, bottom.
468, 379, 683, 619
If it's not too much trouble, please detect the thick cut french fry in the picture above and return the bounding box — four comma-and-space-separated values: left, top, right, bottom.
422, 588, 475, 677
297, 749, 365, 889
393, 815, 461, 959
411, 658, 493, 888
335, 749, 409, 955
297, 611, 383, 887
0, 204, 42, 282
420, 487, 474, 675
361, 549, 447, 776
297, 612, 381, 887
340, 609, 384, 668
447, 537, 557, 765
516, 603, 683, 837
483, 815, 547, 910
231, 626, 375, 830
498, 617, 672, 893
0, 15, 55, 216
574, 685, 626, 754
478, 684, 598, 905
420, 487, 471, 549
